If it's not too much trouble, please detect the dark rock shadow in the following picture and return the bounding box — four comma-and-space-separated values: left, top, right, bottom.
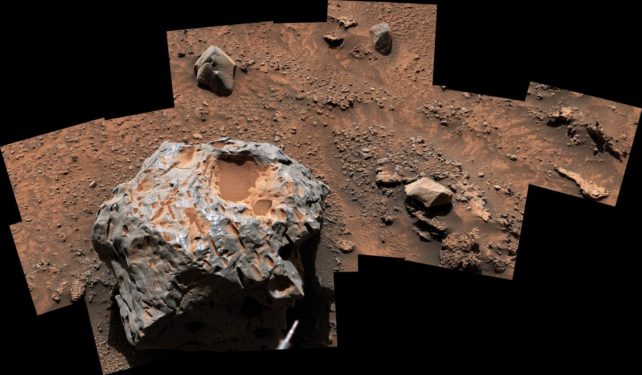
405, 196, 454, 218
404, 198, 453, 241
106, 288, 184, 369
286, 233, 332, 348
104, 234, 331, 365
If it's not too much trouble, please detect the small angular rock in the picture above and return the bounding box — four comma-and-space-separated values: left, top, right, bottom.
491, 258, 508, 274
586, 122, 623, 160
194, 46, 236, 96
413, 227, 432, 242
336, 239, 355, 253
376, 170, 402, 186
404, 177, 453, 208
336, 16, 358, 29
381, 215, 394, 225
470, 197, 491, 222
323, 34, 344, 48
413, 211, 448, 239
70, 279, 85, 302
369, 22, 392, 55
547, 106, 574, 127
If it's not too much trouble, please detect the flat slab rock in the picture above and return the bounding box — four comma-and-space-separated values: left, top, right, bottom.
404, 177, 453, 208
92, 139, 329, 350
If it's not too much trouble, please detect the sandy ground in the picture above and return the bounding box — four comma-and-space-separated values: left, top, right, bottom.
2, 1, 639, 373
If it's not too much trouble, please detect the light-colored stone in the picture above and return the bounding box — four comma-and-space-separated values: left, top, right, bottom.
194, 46, 236, 96
369, 22, 392, 55
323, 34, 344, 48
555, 166, 609, 201
376, 170, 402, 186
92, 139, 329, 350
470, 197, 491, 222
586, 122, 623, 160
404, 177, 453, 208
336, 239, 355, 253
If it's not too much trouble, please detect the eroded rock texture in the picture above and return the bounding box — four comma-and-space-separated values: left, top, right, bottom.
440, 232, 482, 273
555, 166, 609, 201
92, 139, 329, 350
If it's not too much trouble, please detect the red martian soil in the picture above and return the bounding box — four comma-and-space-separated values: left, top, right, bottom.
2, 1, 639, 373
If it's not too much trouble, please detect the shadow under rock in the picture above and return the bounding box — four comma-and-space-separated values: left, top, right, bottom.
287, 233, 333, 348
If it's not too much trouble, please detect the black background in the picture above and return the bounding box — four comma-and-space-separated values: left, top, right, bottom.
2, 1, 639, 371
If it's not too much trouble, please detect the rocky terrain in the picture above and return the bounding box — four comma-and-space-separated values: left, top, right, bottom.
1, 1, 638, 373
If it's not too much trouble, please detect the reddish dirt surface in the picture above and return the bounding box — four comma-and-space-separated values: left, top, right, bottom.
1, 1, 638, 373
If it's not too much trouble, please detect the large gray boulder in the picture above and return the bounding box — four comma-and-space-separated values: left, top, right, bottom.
404, 177, 453, 208
92, 139, 329, 350
370, 22, 392, 55
194, 46, 236, 96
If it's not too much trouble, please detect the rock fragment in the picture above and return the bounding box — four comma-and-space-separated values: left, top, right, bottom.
194, 46, 236, 96
586, 122, 623, 160
323, 34, 344, 48
440, 252, 482, 273
554, 166, 609, 200
70, 279, 85, 302
336, 239, 355, 253
404, 177, 453, 208
376, 170, 402, 186
470, 197, 491, 222
491, 258, 508, 274
381, 215, 394, 225
235, 59, 255, 73
349, 46, 364, 59
413, 211, 448, 239
413, 227, 432, 242
369, 22, 392, 55
440, 232, 482, 273
547, 106, 574, 127
334, 15, 358, 29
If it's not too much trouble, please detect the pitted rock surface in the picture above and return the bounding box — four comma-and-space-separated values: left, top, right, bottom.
92, 139, 329, 350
